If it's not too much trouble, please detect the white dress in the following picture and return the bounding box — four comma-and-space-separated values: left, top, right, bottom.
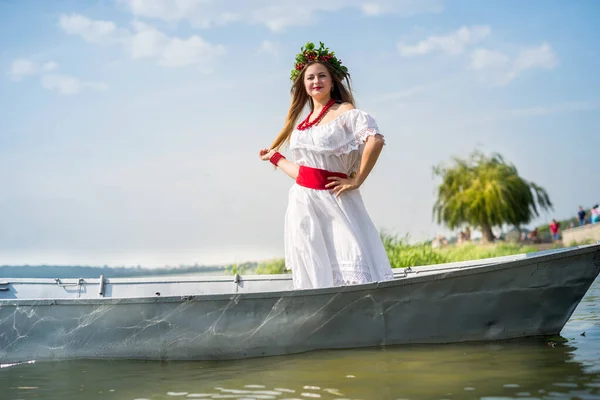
285, 108, 394, 290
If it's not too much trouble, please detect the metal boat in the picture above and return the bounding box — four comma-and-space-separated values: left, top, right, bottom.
1, 244, 599, 363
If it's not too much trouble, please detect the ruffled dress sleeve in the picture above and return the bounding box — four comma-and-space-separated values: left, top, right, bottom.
289, 109, 385, 158
345, 109, 385, 144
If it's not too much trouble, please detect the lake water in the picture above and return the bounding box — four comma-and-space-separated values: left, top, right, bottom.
1, 278, 598, 400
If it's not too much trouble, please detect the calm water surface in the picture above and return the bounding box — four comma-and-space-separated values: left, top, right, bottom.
2, 279, 599, 400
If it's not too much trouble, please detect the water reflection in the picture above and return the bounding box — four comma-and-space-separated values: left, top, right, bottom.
2, 339, 598, 399
1, 280, 598, 400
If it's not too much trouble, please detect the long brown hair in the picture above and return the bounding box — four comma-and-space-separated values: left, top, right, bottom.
270, 62, 355, 151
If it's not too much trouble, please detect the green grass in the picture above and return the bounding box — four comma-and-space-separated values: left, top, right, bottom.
381, 234, 447, 268
437, 242, 539, 262
255, 258, 287, 275
229, 234, 594, 275
234, 233, 553, 275
382, 234, 539, 268
228, 259, 287, 276
567, 238, 596, 247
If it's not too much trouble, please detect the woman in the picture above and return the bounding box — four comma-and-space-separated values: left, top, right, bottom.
258, 42, 394, 289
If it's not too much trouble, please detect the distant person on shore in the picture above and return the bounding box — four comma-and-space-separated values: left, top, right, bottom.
529, 227, 539, 243
549, 219, 560, 241
592, 205, 600, 224
431, 234, 448, 248
577, 206, 586, 225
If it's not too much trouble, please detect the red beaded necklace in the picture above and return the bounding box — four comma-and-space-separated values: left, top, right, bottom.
296, 97, 336, 131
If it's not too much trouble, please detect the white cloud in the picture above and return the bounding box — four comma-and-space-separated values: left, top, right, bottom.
119, 0, 443, 31
507, 102, 597, 117
8, 59, 60, 81
512, 42, 557, 72
129, 21, 168, 59
469, 48, 509, 70
475, 102, 598, 123
127, 0, 210, 22
468, 43, 558, 85
160, 36, 225, 67
258, 40, 280, 56
128, 21, 225, 67
7, 58, 106, 95
360, 0, 444, 16
398, 25, 490, 56
398, 26, 558, 85
41, 74, 108, 96
59, 13, 121, 43
8, 59, 38, 81
375, 82, 439, 102
59, 14, 225, 69
42, 61, 59, 72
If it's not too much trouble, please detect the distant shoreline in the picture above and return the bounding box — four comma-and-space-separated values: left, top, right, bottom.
0, 264, 232, 279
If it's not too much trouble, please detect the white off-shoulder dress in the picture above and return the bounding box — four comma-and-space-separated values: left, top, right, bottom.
285, 108, 394, 290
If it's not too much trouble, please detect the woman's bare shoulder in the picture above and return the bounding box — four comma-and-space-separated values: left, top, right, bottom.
330, 102, 355, 118
336, 102, 355, 112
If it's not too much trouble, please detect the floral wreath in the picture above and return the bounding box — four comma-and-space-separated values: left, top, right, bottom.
290, 41, 348, 81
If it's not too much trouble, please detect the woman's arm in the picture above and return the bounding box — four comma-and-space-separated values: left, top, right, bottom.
258, 148, 300, 180
273, 157, 300, 180
353, 134, 385, 186
325, 134, 385, 197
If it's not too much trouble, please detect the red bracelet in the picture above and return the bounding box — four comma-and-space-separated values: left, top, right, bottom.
269, 151, 286, 167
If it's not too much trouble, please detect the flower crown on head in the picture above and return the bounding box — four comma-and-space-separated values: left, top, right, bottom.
290, 41, 348, 81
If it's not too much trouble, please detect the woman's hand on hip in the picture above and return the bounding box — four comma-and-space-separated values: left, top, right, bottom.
325, 176, 360, 197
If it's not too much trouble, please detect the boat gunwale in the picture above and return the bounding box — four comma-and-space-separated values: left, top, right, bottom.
1, 244, 598, 307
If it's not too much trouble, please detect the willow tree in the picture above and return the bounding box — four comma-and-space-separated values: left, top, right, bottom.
432, 150, 553, 242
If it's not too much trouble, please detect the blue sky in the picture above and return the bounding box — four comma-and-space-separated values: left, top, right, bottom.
1, 0, 599, 267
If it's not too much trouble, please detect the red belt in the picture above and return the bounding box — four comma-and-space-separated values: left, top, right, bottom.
296, 165, 348, 190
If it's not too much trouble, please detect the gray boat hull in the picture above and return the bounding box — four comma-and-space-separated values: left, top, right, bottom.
1, 245, 599, 362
